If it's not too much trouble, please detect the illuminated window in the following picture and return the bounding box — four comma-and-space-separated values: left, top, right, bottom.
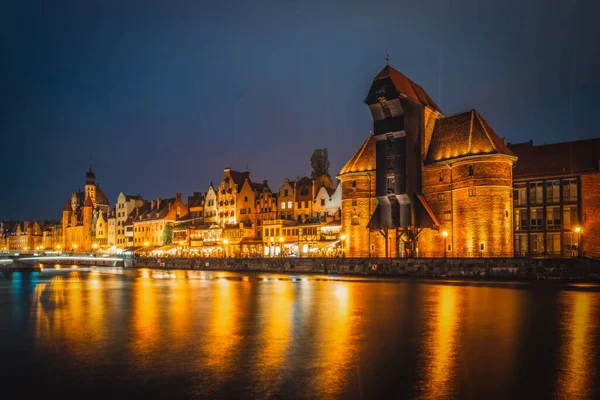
468, 189, 476, 197
563, 178, 578, 202
281, 202, 286, 209
387, 175, 395, 194
287, 201, 292, 209
530, 208, 543, 230
437, 194, 445, 201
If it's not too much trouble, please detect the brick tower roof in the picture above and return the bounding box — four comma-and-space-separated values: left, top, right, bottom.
63, 199, 71, 212
370, 65, 441, 112
338, 135, 376, 176
425, 109, 515, 164
84, 195, 94, 207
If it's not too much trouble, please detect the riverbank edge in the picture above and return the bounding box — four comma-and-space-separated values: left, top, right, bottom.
132, 265, 600, 284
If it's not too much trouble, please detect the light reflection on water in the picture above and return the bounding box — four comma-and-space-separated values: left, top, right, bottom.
1, 268, 599, 399
555, 291, 598, 400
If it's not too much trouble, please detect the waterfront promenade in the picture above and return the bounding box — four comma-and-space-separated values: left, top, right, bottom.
133, 255, 600, 281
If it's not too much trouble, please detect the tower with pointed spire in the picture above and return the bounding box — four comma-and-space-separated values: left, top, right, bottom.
60, 166, 111, 251
85, 165, 97, 206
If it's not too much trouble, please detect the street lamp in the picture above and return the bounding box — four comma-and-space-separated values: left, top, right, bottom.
279, 236, 284, 257
223, 238, 229, 258
92, 243, 98, 252
144, 241, 149, 257
442, 231, 448, 258
574, 226, 582, 257
340, 234, 346, 257
72, 244, 78, 252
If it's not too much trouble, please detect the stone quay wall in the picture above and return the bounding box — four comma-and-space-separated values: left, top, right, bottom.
132, 256, 600, 280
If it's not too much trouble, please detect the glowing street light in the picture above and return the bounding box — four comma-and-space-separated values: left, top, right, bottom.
340, 234, 346, 257
279, 236, 284, 257
92, 243, 98, 251
574, 226, 582, 257
442, 231, 448, 258
72, 244, 78, 251
223, 238, 229, 258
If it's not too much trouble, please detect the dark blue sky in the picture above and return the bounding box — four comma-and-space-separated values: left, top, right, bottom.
1, 0, 598, 220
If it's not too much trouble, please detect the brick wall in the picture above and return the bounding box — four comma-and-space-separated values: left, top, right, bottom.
340, 173, 388, 257
581, 173, 600, 256
421, 157, 514, 257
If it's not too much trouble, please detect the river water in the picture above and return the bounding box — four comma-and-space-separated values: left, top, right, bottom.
1, 267, 599, 399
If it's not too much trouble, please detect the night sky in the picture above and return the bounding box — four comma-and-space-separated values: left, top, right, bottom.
1, 0, 598, 220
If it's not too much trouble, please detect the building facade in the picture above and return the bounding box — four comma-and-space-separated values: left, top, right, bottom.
115, 192, 145, 249
341, 64, 516, 258
61, 167, 110, 252
509, 138, 600, 257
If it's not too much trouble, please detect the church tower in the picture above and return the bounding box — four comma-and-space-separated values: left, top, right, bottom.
85, 166, 97, 207
83, 195, 94, 251
62, 200, 71, 248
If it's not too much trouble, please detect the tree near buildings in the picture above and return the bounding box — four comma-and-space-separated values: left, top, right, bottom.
162, 225, 173, 245
310, 148, 330, 178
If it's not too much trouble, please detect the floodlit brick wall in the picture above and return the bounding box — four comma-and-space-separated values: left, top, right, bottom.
421, 156, 514, 257
340, 174, 385, 257
450, 158, 513, 256
581, 173, 600, 256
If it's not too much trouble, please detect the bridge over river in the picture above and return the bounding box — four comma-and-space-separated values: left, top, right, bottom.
0, 254, 127, 271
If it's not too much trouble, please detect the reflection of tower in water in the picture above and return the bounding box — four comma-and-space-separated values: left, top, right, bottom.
420, 285, 461, 400
555, 291, 598, 400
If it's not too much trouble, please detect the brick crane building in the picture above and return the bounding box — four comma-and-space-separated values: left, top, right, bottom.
340, 64, 516, 258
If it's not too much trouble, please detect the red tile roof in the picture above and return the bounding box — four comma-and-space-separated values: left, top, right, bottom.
509, 138, 600, 179
338, 135, 376, 176
373, 65, 441, 112
425, 109, 515, 164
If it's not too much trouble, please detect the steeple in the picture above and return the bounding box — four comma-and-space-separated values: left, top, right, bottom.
85, 165, 96, 185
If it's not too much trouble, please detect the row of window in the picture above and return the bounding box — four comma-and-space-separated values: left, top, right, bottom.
134, 225, 164, 232
514, 206, 578, 231
515, 232, 579, 255
514, 179, 578, 206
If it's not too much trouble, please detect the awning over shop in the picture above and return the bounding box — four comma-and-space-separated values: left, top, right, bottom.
123, 246, 143, 254
307, 240, 339, 250
152, 244, 178, 253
